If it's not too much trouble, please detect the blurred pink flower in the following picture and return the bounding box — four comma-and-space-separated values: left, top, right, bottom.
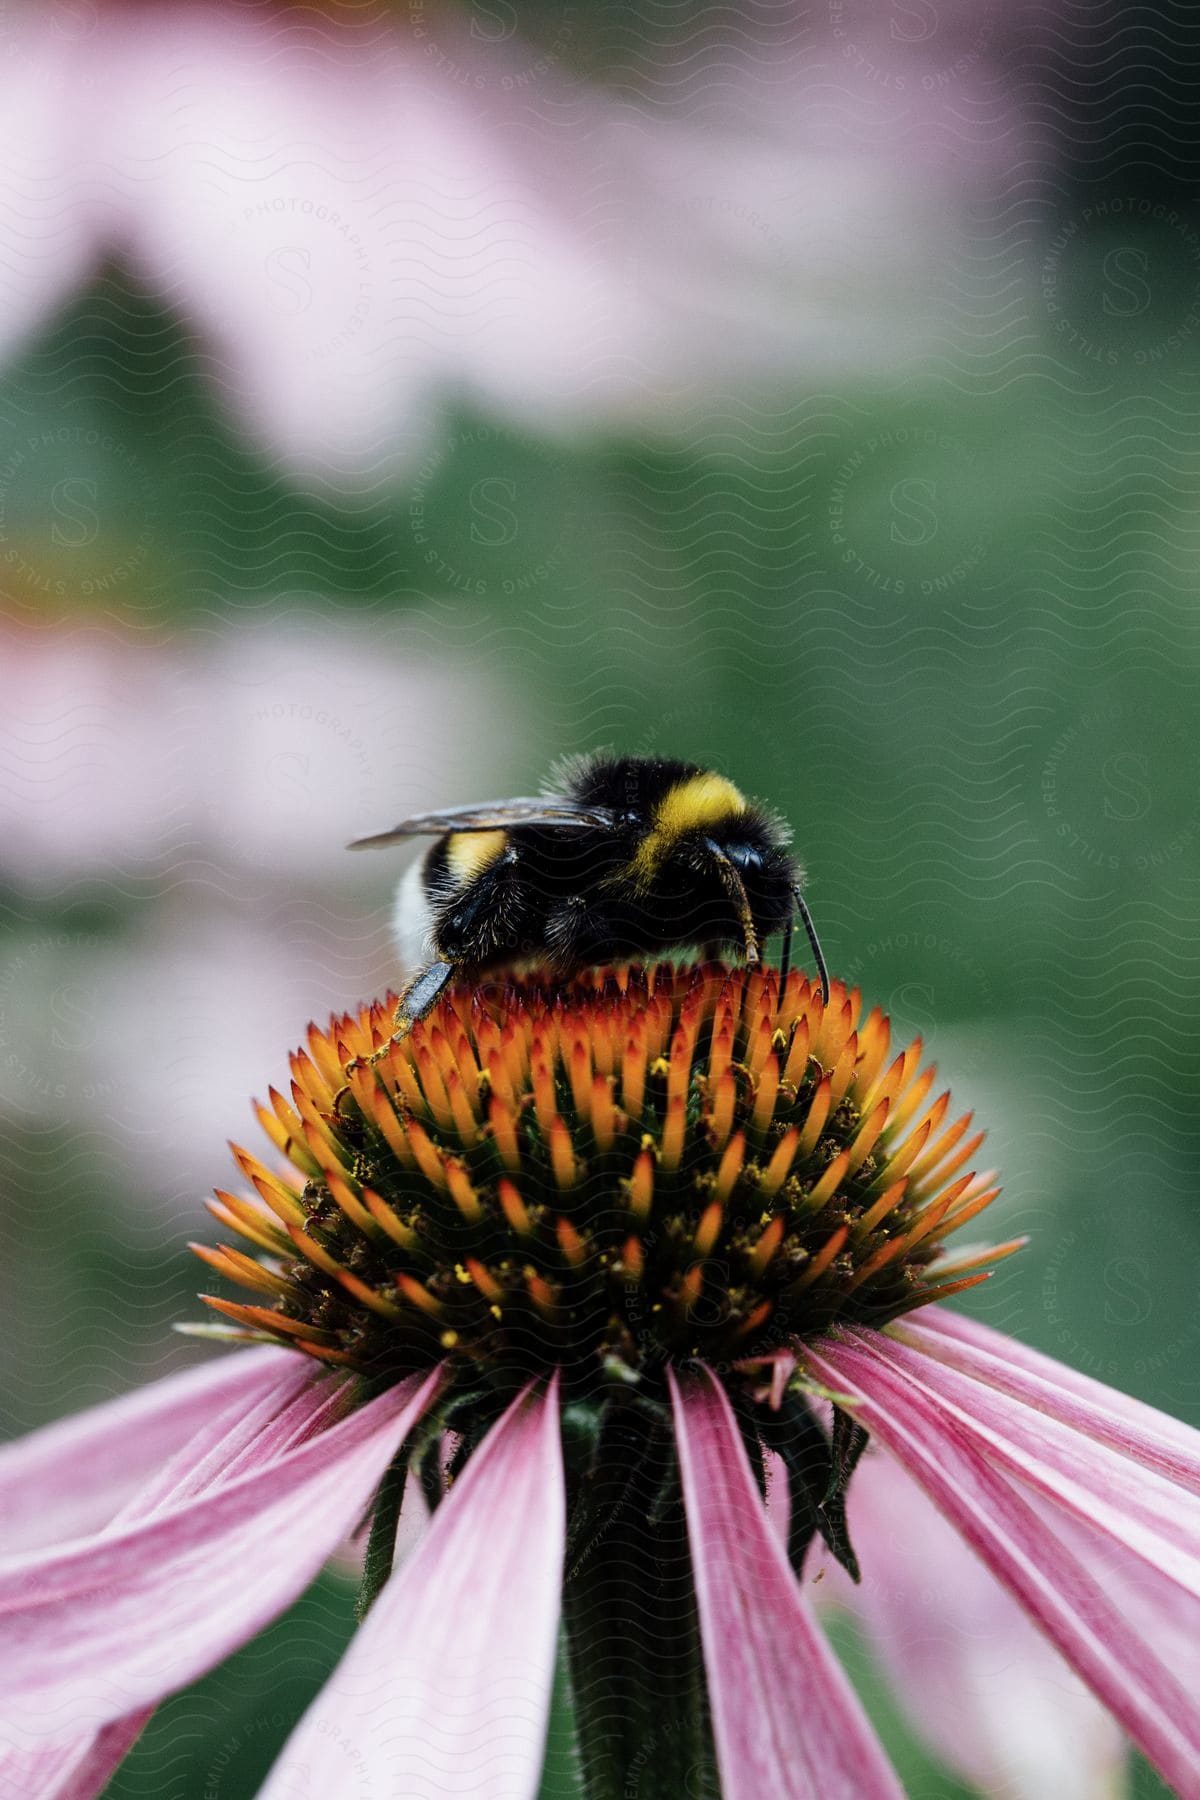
0, 913, 389, 1205
0, 615, 514, 888
0, 7, 110, 364
0, 2, 1020, 479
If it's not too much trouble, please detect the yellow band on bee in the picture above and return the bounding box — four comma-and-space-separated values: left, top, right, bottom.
629, 773, 747, 886
446, 829, 508, 884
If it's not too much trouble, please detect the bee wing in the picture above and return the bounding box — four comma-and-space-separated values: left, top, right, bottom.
347, 797, 616, 850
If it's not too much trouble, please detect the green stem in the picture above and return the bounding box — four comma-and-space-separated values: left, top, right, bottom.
355, 1448, 409, 1622
560, 1409, 717, 1800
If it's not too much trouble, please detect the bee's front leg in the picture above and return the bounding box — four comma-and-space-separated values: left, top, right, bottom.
348, 960, 459, 1076
391, 960, 458, 1036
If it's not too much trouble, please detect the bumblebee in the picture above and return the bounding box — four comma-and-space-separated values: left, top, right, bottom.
350, 753, 829, 1034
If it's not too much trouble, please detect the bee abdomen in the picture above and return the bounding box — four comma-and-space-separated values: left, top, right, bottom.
393, 856, 435, 972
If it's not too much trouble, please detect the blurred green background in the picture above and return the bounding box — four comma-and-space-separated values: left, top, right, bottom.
1, 2, 1197, 1795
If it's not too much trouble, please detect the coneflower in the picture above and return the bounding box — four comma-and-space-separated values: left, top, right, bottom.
2, 964, 1198, 1799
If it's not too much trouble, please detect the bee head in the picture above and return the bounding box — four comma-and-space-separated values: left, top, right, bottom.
629, 771, 748, 881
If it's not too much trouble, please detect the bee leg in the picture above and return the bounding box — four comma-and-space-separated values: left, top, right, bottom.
779, 917, 793, 985
346, 960, 458, 1078
391, 960, 458, 1039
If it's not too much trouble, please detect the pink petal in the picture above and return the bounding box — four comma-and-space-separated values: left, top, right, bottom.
0, 1349, 317, 1797
818, 1443, 1126, 1800
259, 1377, 565, 1800
0, 1364, 442, 1747
668, 1364, 904, 1800
0, 1718, 149, 1800
124, 1355, 350, 1518
898, 1308, 1200, 1495
0, 1353, 347, 1796
807, 1332, 1200, 1794
763, 1446, 791, 1553
860, 1328, 1200, 1598
0, 1346, 298, 1551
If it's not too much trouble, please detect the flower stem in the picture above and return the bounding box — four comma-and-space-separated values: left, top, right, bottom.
560, 1406, 717, 1800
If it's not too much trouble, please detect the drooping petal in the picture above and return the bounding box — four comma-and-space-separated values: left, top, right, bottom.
124, 1353, 349, 1516
668, 1364, 904, 1800
0, 1365, 442, 1748
259, 1376, 565, 1800
0, 1716, 150, 1800
897, 1308, 1200, 1494
807, 1330, 1200, 1795
0, 1346, 297, 1551
816, 1442, 1127, 1800
0, 1351, 331, 1797
857, 1327, 1200, 1599
830, 1318, 1200, 1637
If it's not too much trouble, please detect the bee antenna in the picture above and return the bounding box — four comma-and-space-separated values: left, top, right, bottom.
704, 839, 760, 966
792, 886, 830, 1005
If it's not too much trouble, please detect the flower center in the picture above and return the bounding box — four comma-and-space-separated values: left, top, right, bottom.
197, 962, 1007, 1402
